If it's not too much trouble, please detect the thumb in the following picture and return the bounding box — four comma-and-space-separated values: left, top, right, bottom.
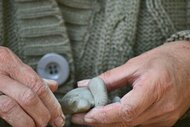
85, 103, 122, 124
73, 76, 157, 126
77, 60, 137, 90
72, 103, 122, 125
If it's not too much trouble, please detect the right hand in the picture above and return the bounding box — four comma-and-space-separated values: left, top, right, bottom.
73, 41, 190, 127
0, 47, 64, 127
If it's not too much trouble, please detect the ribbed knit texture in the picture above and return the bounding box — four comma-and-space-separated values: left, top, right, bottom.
58, 0, 141, 98
2, 0, 190, 93
3, 0, 75, 96
57, 0, 94, 80
68, 0, 140, 80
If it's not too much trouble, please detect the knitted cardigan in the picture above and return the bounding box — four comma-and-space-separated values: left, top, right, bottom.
1, 0, 190, 126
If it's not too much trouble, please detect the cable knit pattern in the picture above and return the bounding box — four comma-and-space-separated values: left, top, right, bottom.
73, 0, 141, 81
94, 0, 140, 74
134, 0, 165, 55
146, 0, 176, 38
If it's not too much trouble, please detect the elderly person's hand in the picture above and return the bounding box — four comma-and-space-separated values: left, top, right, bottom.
0, 47, 64, 127
72, 41, 190, 127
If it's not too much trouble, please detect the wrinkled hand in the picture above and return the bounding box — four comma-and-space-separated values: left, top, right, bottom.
72, 41, 190, 127
0, 47, 64, 127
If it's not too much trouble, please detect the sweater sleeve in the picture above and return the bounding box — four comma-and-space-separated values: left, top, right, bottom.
167, 30, 190, 42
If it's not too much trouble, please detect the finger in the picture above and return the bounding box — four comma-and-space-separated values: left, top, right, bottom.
0, 48, 64, 126
99, 61, 139, 91
43, 79, 58, 92
0, 95, 35, 127
73, 76, 157, 126
72, 113, 128, 127
0, 76, 50, 126
72, 103, 122, 125
77, 79, 90, 87
9, 65, 65, 127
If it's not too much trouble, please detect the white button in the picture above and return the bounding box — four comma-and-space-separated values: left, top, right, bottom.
37, 53, 69, 85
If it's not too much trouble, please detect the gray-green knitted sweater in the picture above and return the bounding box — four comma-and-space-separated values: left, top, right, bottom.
1, 0, 190, 126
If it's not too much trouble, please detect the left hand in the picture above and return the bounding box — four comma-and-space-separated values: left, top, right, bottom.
72, 41, 190, 127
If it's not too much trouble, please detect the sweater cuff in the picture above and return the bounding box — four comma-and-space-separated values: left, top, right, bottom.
167, 30, 190, 42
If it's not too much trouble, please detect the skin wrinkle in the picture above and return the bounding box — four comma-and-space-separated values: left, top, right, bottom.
0, 96, 35, 127
72, 41, 190, 127
0, 47, 64, 127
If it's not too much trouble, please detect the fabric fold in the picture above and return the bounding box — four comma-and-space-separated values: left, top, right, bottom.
4, 0, 75, 95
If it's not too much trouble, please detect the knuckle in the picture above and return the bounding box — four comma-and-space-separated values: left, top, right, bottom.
20, 89, 38, 106
22, 67, 47, 96
0, 96, 17, 114
0, 47, 11, 63
30, 77, 40, 89
0, 47, 23, 73
35, 82, 48, 96
25, 69, 39, 85
29, 74, 40, 86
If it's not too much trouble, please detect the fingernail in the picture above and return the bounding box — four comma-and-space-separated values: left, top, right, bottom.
84, 117, 95, 123
43, 79, 58, 85
53, 115, 65, 127
77, 79, 89, 87
78, 80, 88, 84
